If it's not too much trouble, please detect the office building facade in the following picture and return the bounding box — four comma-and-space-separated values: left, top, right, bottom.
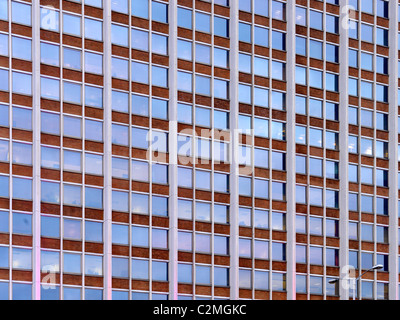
0, 0, 398, 300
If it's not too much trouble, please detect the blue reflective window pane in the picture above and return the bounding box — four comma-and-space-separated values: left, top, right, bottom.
326, 14, 338, 34
214, 16, 229, 37
112, 24, 128, 47
112, 191, 128, 212
63, 14, 81, 36
13, 212, 32, 235
296, 36, 306, 55
12, 247, 32, 270
12, 283, 31, 300
85, 187, 103, 209
271, 31, 285, 51
0, 69, 7, 91
131, 28, 148, 51
41, 77, 60, 100
85, 255, 103, 276
112, 91, 129, 113
178, 7, 192, 29
64, 82, 81, 104
152, 66, 168, 87
13, 177, 32, 200
177, 39, 192, 61
12, 36, 31, 60
132, 259, 149, 279
0, 282, 8, 300
85, 86, 103, 108
132, 61, 149, 84
40, 42, 60, 66
112, 0, 128, 13
310, 10, 322, 30
0, 0, 7, 21
85, 221, 102, 242
214, 48, 228, 68
112, 223, 129, 245
132, 0, 148, 18
85, 289, 103, 300
41, 215, 60, 238
12, 2, 31, 26
112, 257, 129, 278
41, 181, 60, 204
152, 1, 168, 23
85, 18, 103, 41
152, 33, 168, 55
12, 72, 31, 95
64, 287, 81, 300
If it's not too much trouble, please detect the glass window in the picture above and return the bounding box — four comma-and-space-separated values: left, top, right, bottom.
310, 10, 322, 30
239, 0, 251, 12
178, 7, 192, 29
0, 176, 9, 198
12, 142, 31, 166
63, 13, 81, 36
64, 184, 82, 206
361, 23, 373, 43
13, 177, 32, 200
349, 49, 358, 68
361, 52, 373, 71
310, 40, 322, 60
214, 16, 229, 38
12, 1, 31, 26
85, 18, 102, 41
85, 119, 103, 141
12, 247, 31, 270
131, 29, 148, 51
152, 1, 168, 23
63, 82, 81, 105
152, 33, 168, 55
85, 187, 103, 209
239, 22, 251, 43
0, 0, 8, 21
12, 36, 31, 61
41, 77, 60, 100
326, 14, 338, 34
177, 71, 192, 92
41, 181, 60, 204
377, 0, 388, 18
0, 69, 7, 92
272, 1, 285, 20
112, 257, 129, 278
112, 57, 129, 80
85, 153, 103, 175
326, 102, 338, 121
271, 31, 285, 51
13, 212, 32, 235
85, 255, 103, 276
131, 192, 149, 214
12, 72, 31, 96
112, 24, 128, 47
132, 0, 148, 18
63, 47, 81, 70
112, 0, 128, 13
0, 33, 8, 57
85, 52, 103, 75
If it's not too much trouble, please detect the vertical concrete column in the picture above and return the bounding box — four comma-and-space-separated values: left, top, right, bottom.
338, 0, 350, 300
229, 0, 239, 300
285, 0, 297, 301
168, 0, 179, 300
103, 0, 113, 300
32, 0, 41, 300
388, 0, 399, 301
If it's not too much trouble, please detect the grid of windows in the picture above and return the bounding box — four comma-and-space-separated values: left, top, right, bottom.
0, 0, 398, 301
